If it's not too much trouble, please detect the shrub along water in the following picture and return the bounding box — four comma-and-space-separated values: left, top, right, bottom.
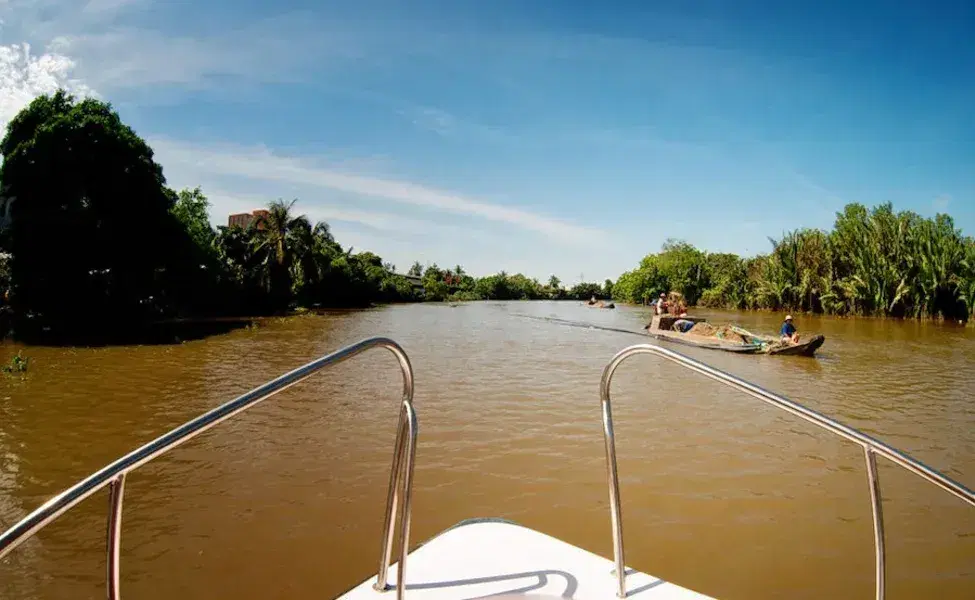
5, 89, 966, 343
614, 203, 975, 322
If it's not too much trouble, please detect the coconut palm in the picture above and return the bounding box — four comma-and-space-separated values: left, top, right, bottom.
955, 245, 975, 321
255, 200, 311, 266
912, 215, 963, 318
252, 199, 312, 308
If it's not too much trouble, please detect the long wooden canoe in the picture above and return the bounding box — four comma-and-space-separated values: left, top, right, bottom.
645, 315, 825, 357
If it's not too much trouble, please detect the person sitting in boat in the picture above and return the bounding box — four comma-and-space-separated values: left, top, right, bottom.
654, 293, 668, 315
780, 315, 800, 344
588, 295, 597, 306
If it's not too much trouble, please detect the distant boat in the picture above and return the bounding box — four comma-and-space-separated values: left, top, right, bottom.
644, 315, 825, 357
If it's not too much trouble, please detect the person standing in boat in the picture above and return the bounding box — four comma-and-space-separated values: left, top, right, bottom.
780, 315, 800, 344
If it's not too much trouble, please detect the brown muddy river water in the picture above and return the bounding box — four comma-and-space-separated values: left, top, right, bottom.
0, 301, 972, 600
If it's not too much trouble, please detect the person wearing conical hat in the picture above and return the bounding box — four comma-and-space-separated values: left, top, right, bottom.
780, 315, 799, 344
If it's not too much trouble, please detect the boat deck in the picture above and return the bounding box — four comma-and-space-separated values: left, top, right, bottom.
340, 519, 713, 600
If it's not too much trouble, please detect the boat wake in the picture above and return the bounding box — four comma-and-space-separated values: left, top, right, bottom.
512, 314, 647, 338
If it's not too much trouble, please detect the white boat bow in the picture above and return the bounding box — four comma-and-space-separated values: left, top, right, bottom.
341, 518, 710, 600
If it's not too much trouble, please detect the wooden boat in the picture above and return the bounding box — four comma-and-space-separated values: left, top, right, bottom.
644, 315, 825, 357
766, 334, 825, 356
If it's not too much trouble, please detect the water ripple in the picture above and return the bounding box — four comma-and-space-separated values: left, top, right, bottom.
0, 302, 972, 600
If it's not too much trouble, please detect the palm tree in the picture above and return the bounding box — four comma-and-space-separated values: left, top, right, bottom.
256, 199, 311, 266
253, 199, 311, 308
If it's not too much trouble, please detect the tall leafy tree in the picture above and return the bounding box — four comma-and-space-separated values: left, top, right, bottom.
0, 90, 200, 337
171, 187, 216, 252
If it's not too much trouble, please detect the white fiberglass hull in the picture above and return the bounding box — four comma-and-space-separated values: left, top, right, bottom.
339, 518, 713, 600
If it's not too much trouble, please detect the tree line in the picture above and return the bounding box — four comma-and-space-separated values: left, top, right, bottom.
0, 90, 610, 342
8, 89, 963, 344
614, 203, 975, 322
409, 264, 612, 303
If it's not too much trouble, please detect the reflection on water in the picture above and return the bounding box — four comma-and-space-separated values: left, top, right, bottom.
0, 301, 972, 600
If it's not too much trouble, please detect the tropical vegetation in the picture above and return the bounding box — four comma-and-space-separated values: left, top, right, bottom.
0, 90, 609, 341
2, 89, 971, 343
614, 204, 975, 322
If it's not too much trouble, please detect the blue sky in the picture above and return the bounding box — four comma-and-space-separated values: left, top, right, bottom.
0, 0, 972, 282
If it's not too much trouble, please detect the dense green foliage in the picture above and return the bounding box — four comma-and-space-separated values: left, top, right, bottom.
414, 264, 606, 303
0, 91, 211, 337
199, 197, 424, 314
615, 203, 975, 322
0, 90, 609, 341
9, 89, 971, 344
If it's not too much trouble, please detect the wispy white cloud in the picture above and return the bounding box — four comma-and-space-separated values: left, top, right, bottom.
190, 185, 616, 281
397, 105, 520, 144
49, 17, 344, 92
151, 138, 603, 243
82, 0, 143, 14
202, 187, 497, 244
933, 194, 952, 213
151, 137, 624, 280
401, 106, 456, 136
784, 167, 847, 211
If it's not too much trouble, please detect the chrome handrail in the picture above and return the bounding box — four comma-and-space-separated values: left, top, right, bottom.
600, 343, 975, 600
0, 336, 418, 600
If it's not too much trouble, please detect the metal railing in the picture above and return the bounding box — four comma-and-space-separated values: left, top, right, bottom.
600, 343, 975, 600
0, 337, 418, 600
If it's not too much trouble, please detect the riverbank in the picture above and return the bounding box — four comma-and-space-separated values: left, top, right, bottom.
618, 301, 973, 327
613, 208, 975, 324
